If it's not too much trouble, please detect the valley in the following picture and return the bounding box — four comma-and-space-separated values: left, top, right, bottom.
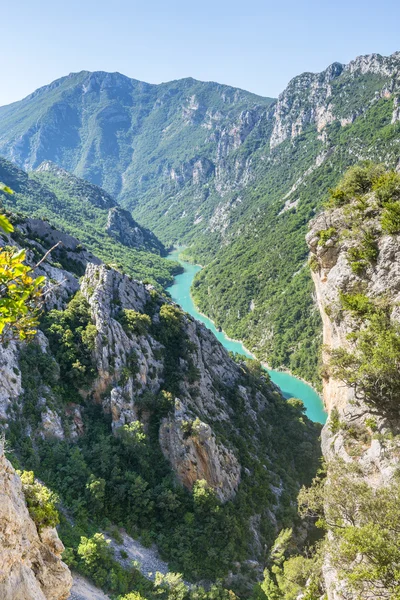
0, 47, 400, 600
166, 249, 326, 423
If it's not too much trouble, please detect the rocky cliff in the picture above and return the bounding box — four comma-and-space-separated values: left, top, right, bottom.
306, 165, 400, 598
0, 445, 72, 600
0, 213, 321, 582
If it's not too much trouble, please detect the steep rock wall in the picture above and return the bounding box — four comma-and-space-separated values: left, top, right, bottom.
307, 194, 400, 598
0, 450, 72, 600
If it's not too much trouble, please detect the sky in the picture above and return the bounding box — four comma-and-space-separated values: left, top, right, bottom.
1, 0, 400, 106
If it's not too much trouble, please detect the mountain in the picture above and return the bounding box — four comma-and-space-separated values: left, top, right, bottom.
0, 157, 180, 287
0, 71, 274, 243
0, 211, 321, 596
1, 54, 399, 384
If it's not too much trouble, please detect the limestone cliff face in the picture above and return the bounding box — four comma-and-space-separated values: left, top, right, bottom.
79, 262, 275, 501
0, 450, 72, 600
307, 202, 400, 599
159, 401, 240, 502
307, 207, 400, 479
271, 52, 400, 149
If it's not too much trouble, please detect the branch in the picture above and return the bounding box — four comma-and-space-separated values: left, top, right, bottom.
34, 241, 63, 269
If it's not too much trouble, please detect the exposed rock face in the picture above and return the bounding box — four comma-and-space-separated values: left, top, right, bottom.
270, 62, 344, 149
0, 343, 22, 421
79, 263, 254, 499
0, 212, 320, 579
270, 52, 400, 149
0, 218, 101, 431
159, 401, 240, 502
307, 200, 400, 598
105, 206, 165, 254
0, 450, 72, 600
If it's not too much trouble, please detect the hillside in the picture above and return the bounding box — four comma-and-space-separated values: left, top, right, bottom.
0, 157, 180, 287
1, 54, 400, 383
0, 212, 321, 597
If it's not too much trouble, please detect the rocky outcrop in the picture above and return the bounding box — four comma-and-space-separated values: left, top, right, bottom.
0, 449, 72, 600
79, 262, 264, 500
270, 62, 344, 149
159, 401, 240, 502
0, 218, 101, 431
307, 191, 400, 598
105, 206, 165, 254
270, 52, 400, 149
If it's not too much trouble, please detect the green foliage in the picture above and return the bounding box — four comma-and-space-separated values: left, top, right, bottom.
118, 309, 152, 336
330, 294, 400, 415
19, 470, 59, 530
73, 532, 152, 596
0, 223, 45, 341
299, 459, 400, 598
373, 170, 400, 205
0, 158, 181, 289
381, 201, 400, 234
317, 227, 337, 246
42, 291, 97, 390
346, 229, 378, 275
1, 65, 400, 387
326, 162, 385, 208
338, 292, 374, 317
11, 347, 321, 586
328, 408, 342, 435
255, 528, 324, 600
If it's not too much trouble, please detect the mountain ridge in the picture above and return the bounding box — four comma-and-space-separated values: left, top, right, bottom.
1, 51, 400, 384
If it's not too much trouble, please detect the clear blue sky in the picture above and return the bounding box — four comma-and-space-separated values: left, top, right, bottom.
2, 0, 399, 106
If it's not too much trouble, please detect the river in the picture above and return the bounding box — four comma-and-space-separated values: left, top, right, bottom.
166, 249, 326, 424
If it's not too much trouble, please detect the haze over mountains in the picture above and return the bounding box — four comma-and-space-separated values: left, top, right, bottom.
1, 52, 400, 385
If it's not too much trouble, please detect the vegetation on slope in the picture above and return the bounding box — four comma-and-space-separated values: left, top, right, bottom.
0, 158, 181, 288
1, 59, 400, 383
6, 284, 321, 593
190, 96, 400, 386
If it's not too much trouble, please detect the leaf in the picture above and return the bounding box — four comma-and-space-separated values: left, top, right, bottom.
0, 214, 14, 233
12, 248, 25, 261
0, 183, 14, 195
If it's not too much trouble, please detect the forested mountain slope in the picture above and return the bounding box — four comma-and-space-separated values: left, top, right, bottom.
0, 157, 180, 287
1, 53, 400, 383
0, 211, 321, 597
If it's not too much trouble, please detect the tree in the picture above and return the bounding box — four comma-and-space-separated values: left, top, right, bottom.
77, 533, 113, 587
299, 459, 400, 598
19, 470, 59, 530
0, 190, 45, 341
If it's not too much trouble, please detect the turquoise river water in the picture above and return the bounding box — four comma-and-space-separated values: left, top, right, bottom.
166, 249, 326, 424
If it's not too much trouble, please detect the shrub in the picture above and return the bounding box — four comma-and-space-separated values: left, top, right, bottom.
339, 292, 374, 317
330, 311, 400, 415
346, 230, 378, 274
299, 459, 400, 598
381, 201, 400, 234
19, 470, 59, 530
118, 309, 151, 336
326, 163, 385, 207
42, 291, 97, 388
373, 170, 400, 205
317, 227, 337, 246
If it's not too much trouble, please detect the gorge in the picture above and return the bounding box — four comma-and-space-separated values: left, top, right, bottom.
166, 249, 326, 423
0, 49, 400, 600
